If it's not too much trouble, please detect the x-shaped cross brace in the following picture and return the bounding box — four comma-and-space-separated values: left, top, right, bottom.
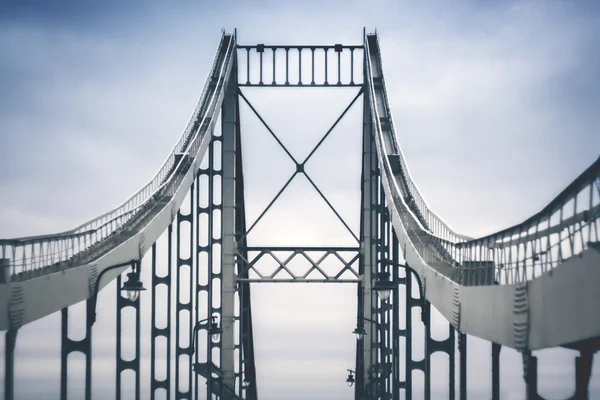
237, 87, 364, 244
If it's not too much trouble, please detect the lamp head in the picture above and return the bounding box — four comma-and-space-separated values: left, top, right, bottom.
121, 270, 145, 302
353, 326, 367, 340
373, 271, 394, 301
208, 316, 223, 340
346, 369, 355, 387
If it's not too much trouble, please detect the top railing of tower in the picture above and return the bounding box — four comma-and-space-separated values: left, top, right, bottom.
364, 32, 600, 285
237, 43, 364, 87
0, 31, 237, 278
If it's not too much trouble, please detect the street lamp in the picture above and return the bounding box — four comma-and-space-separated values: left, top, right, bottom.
373, 271, 395, 301
353, 317, 381, 341
346, 369, 356, 387
192, 316, 222, 354
120, 267, 146, 301
353, 326, 367, 341
88, 260, 145, 325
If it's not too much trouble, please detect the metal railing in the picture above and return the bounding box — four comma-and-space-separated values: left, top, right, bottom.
450, 163, 600, 285
0, 33, 237, 279
365, 33, 600, 286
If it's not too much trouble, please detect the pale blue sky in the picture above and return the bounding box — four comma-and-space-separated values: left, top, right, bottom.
0, 1, 599, 399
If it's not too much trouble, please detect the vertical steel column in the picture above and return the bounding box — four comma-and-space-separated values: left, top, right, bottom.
116, 272, 141, 400
575, 350, 593, 399
4, 329, 17, 400
449, 328, 456, 399
176, 183, 195, 400
151, 235, 172, 400
194, 171, 205, 400
60, 300, 92, 400
392, 232, 400, 400
458, 333, 467, 400
358, 78, 376, 398
424, 302, 432, 400
405, 266, 414, 400
491, 343, 501, 400
199, 132, 223, 400
524, 352, 538, 400
196, 135, 222, 400
221, 55, 238, 399
377, 180, 392, 400
234, 88, 257, 400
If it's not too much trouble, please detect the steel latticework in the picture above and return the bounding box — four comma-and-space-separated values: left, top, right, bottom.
1, 30, 600, 400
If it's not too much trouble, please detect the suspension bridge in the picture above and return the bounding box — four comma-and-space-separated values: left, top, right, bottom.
1, 30, 599, 400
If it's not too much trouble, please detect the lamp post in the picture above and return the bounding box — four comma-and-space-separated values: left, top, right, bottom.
88, 260, 145, 325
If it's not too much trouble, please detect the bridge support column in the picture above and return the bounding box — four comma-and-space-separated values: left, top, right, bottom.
220, 60, 238, 399
61, 301, 93, 400
175, 188, 194, 400
423, 303, 455, 400
492, 343, 501, 400
458, 333, 467, 400
575, 351, 593, 399
392, 233, 400, 400
151, 239, 172, 400
194, 130, 223, 398
424, 302, 431, 400
116, 272, 141, 400
4, 328, 17, 400
524, 352, 538, 400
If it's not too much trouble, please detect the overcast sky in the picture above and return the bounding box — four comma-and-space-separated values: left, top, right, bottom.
0, 1, 599, 399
